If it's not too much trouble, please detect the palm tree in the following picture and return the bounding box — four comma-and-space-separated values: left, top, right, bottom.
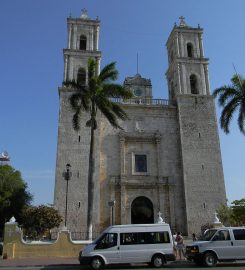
213, 74, 245, 135
63, 58, 133, 239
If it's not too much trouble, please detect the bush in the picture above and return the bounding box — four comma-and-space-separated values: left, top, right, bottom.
21, 205, 62, 240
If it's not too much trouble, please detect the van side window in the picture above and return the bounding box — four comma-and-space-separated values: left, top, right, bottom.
120, 231, 170, 245
233, 229, 245, 240
95, 233, 117, 249
213, 230, 230, 241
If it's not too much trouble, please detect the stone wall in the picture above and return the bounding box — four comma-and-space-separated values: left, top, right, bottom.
177, 95, 226, 234
2, 221, 88, 259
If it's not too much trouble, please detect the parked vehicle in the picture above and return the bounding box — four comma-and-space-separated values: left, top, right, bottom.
186, 227, 245, 267
79, 223, 175, 269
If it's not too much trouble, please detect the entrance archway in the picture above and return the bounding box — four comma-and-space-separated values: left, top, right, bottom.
131, 196, 154, 224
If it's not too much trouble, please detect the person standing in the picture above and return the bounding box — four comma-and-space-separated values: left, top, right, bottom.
192, 233, 198, 241
175, 232, 185, 260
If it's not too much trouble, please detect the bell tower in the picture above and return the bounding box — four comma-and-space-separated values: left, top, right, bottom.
64, 9, 101, 83
54, 10, 101, 231
166, 17, 226, 234
166, 16, 210, 100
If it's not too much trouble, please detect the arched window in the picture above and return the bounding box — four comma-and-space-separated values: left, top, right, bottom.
187, 43, 193, 58
79, 35, 87, 50
190, 74, 198, 94
77, 68, 86, 86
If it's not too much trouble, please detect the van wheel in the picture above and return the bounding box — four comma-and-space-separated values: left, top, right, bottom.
203, 252, 217, 267
152, 254, 165, 268
90, 256, 104, 270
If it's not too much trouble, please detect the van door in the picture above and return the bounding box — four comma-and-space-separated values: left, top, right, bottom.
211, 229, 233, 259
232, 229, 245, 259
93, 233, 120, 264
119, 232, 151, 263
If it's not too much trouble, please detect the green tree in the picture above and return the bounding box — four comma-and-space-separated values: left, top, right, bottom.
64, 58, 132, 238
216, 203, 235, 226
21, 205, 62, 240
231, 199, 245, 225
213, 74, 245, 134
0, 164, 32, 237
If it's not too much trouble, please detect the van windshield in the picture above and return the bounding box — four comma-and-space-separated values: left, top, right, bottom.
202, 229, 217, 241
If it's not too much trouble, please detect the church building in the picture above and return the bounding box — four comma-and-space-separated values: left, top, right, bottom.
54, 10, 226, 235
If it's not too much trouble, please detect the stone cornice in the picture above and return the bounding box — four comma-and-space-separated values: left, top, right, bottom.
119, 131, 161, 143
67, 18, 100, 26
176, 57, 209, 64
110, 175, 175, 187
63, 49, 101, 57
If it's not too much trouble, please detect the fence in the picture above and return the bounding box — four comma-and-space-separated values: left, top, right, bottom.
50, 231, 101, 241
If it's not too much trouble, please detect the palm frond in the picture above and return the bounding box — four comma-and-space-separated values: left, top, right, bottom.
99, 62, 118, 82
72, 110, 81, 131
238, 102, 245, 134
213, 86, 232, 97
99, 104, 122, 129
88, 58, 97, 78
70, 93, 90, 112
231, 74, 244, 89
213, 87, 237, 107
111, 102, 130, 120
95, 95, 124, 129
101, 84, 133, 99
220, 98, 239, 134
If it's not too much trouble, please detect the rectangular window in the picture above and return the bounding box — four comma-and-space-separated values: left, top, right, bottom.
120, 231, 170, 245
135, 154, 147, 173
233, 229, 245, 240
95, 233, 118, 249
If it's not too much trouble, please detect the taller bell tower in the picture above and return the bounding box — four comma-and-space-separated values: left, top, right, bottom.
166, 17, 226, 234
64, 9, 101, 83
54, 10, 102, 231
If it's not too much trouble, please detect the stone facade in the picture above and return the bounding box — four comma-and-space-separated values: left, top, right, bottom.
53, 13, 226, 236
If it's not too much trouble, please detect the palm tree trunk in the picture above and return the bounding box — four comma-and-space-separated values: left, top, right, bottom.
87, 107, 96, 240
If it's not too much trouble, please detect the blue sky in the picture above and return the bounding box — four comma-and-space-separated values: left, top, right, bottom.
1, 0, 244, 206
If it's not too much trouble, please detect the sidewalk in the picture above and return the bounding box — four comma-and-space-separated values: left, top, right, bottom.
0, 257, 80, 268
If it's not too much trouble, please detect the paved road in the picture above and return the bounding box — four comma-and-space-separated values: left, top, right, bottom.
1, 261, 245, 270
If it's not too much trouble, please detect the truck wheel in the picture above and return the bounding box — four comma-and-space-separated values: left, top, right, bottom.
203, 252, 217, 267
152, 254, 165, 268
90, 256, 104, 270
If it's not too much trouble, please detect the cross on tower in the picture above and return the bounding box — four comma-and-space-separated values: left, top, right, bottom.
179, 16, 187, 27
80, 8, 88, 19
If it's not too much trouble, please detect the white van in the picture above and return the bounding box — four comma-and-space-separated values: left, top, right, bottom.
79, 223, 175, 269
186, 227, 245, 267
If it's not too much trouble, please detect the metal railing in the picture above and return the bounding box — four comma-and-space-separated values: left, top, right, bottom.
50, 231, 101, 241
109, 98, 175, 106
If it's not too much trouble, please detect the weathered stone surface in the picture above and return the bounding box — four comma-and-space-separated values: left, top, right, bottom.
54, 14, 226, 236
